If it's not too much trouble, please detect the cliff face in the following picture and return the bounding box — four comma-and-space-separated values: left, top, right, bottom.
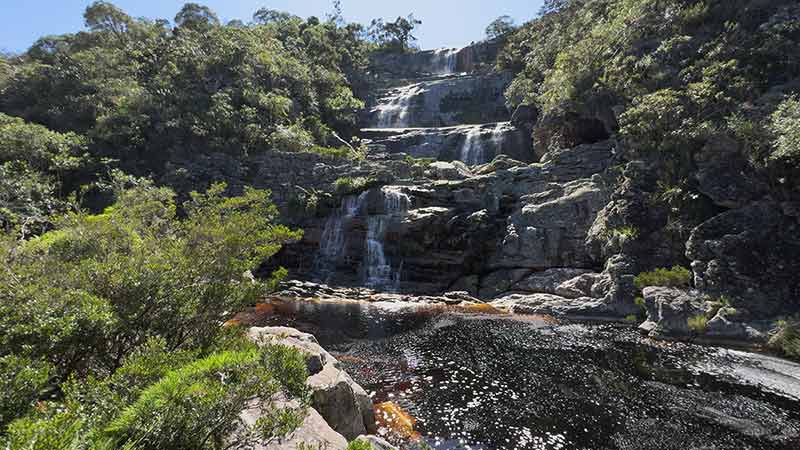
262, 35, 799, 346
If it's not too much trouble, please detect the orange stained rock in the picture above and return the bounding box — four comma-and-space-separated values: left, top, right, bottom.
254, 303, 275, 315
458, 302, 504, 315
375, 401, 420, 440
222, 318, 242, 327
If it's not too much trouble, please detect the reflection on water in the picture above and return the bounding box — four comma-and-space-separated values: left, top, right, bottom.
242, 298, 800, 450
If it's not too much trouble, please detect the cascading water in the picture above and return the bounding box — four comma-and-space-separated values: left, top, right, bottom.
314, 194, 365, 281
432, 48, 459, 75
375, 83, 423, 128
459, 126, 485, 166
363, 186, 410, 291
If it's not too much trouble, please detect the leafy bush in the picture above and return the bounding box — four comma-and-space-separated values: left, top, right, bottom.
0, 356, 52, 428
0, 181, 300, 382
334, 176, 372, 195
769, 319, 800, 360
687, 315, 708, 334
347, 439, 373, 450
769, 96, 800, 166
634, 266, 692, 290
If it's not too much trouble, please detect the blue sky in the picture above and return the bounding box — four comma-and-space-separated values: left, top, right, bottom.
1, 0, 543, 54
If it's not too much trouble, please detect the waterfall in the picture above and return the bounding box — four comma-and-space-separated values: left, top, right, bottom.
432, 48, 459, 75
362, 186, 410, 291
490, 122, 507, 156
314, 194, 365, 280
375, 83, 423, 128
459, 126, 485, 166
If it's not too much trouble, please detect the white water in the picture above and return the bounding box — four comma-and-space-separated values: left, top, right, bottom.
375, 83, 424, 128
363, 186, 410, 291
314, 194, 366, 279
432, 48, 459, 75
459, 123, 511, 166
459, 126, 485, 165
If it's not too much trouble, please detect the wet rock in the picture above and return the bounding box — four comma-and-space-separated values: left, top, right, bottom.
510, 268, 593, 296
492, 293, 616, 318
365, 73, 512, 128
362, 122, 533, 164
511, 104, 539, 128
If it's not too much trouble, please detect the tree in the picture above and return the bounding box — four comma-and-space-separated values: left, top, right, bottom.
368, 14, 422, 51
485, 15, 517, 40
252, 8, 294, 25
84, 1, 133, 36
175, 3, 220, 31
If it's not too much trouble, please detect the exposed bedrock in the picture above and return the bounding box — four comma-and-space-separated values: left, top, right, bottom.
362, 122, 533, 164
364, 72, 513, 128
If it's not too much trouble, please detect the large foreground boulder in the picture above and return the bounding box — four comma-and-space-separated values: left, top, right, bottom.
248, 327, 377, 440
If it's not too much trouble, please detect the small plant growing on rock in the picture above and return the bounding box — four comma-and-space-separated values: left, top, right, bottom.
334, 176, 373, 194
347, 439, 373, 450
687, 315, 709, 334
769, 318, 800, 360
634, 266, 692, 289
624, 314, 639, 324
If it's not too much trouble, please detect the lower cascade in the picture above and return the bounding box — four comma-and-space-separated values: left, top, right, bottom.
315, 186, 410, 291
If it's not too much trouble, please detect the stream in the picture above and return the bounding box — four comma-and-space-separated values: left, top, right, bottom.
248, 299, 800, 450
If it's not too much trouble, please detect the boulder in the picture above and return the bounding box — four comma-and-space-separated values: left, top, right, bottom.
233, 397, 348, 450
425, 161, 472, 180
248, 327, 377, 441
638, 287, 707, 338
307, 361, 377, 440
686, 202, 800, 318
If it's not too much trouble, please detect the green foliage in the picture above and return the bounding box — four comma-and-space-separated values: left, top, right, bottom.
501, 0, 800, 203
634, 266, 692, 290
333, 176, 372, 194
769, 96, 800, 166
368, 15, 422, 52
769, 319, 800, 360
0, 2, 372, 194
347, 439, 373, 450
0, 181, 300, 383
486, 16, 517, 40
624, 314, 639, 324
687, 315, 709, 334
0, 356, 52, 428
612, 226, 638, 241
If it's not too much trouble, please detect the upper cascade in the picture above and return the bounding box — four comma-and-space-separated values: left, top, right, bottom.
361, 41, 533, 166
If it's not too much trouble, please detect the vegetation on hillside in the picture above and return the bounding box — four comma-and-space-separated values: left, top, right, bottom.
500, 0, 800, 213
0, 177, 303, 447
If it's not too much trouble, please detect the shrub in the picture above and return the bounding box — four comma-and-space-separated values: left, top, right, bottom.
624, 314, 639, 324
769, 319, 800, 360
0, 356, 52, 428
0, 181, 301, 381
347, 439, 373, 450
769, 96, 800, 166
687, 315, 708, 334
333, 176, 372, 194
634, 266, 692, 290
105, 348, 307, 449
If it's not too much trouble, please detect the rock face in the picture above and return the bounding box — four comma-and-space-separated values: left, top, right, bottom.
364, 73, 512, 128
362, 122, 532, 164
686, 202, 800, 318
247, 327, 376, 440
262, 43, 800, 336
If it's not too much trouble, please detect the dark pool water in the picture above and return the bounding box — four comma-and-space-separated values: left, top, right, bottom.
249, 299, 800, 450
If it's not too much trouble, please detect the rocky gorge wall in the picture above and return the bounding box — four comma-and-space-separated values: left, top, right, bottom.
262, 40, 800, 349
